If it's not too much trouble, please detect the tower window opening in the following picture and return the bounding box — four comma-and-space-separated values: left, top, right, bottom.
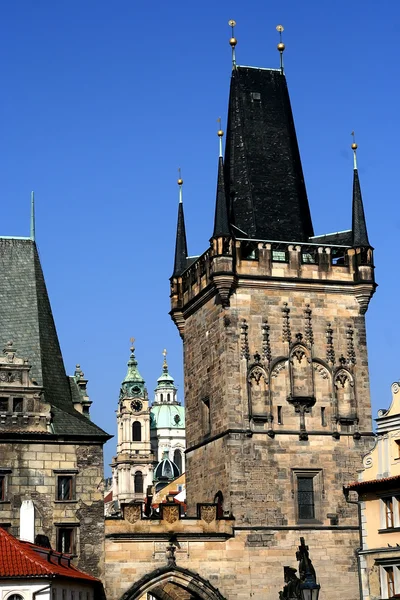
241, 241, 259, 260
167, 393, 170, 402
57, 527, 75, 554
272, 249, 287, 262
132, 421, 142, 441
331, 248, 347, 266
251, 92, 261, 101
321, 407, 326, 427
134, 471, 144, 494
160, 393, 163, 402
174, 449, 182, 474
13, 397, 23, 412
277, 406, 283, 425
0, 397, 9, 412
202, 396, 211, 435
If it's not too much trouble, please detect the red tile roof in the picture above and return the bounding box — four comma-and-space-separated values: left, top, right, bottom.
0, 528, 99, 581
345, 474, 400, 492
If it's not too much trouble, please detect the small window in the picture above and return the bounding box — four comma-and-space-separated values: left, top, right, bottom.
396, 440, 400, 459
57, 476, 74, 501
251, 92, 261, 100
52, 589, 57, 600
277, 406, 283, 425
241, 241, 259, 260
202, 397, 211, 435
301, 251, 318, 264
160, 393, 163, 402
0, 398, 9, 412
132, 421, 141, 441
62, 590, 67, 600
383, 497, 394, 528
321, 407, 326, 427
272, 250, 287, 262
0, 475, 6, 501
385, 566, 395, 598
12, 397, 23, 412
134, 471, 143, 494
83, 406, 89, 414
167, 393, 170, 402
297, 476, 315, 520
57, 527, 75, 554
8, 595, 24, 600
331, 248, 347, 266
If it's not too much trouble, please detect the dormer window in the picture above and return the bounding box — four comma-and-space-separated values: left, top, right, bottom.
12, 397, 23, 412
0, 398, 8, 412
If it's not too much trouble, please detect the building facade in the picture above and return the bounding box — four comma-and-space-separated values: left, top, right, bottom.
104, 37, 376, 600
0, 236, 111, 579
345, 382, 400, 600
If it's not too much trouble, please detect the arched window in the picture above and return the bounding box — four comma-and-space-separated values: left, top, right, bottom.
167, 393, 170, 402
134, 471, 143, 494
132, 421, 141, 441
214, 491, 224, 518
160, 393, 163, 402
173, 449, 182, 474
8, 595, 24, 600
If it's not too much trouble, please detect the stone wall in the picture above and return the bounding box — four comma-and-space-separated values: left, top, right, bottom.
0, 439, 105, 578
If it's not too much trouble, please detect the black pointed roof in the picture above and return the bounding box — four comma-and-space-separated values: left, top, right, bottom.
213, 156, 230, 237
0, 238, 110, 438
172, 201, 188, 276
224, 66, 314, 241
352, 168, 370, 247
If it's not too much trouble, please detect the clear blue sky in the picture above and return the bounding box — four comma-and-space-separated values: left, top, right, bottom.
1, 1, 399, 473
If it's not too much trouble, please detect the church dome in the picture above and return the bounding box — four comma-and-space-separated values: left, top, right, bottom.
151, 404, 185, 429
154, 451, 180, 481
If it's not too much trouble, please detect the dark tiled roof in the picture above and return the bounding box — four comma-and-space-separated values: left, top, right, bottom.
213, 157, 230, 237
0, 238, 109, 439
0, 527, 99, 581
172, 202, 188, 276
352, 169, 370, 247
309, 230, 352, 246
224, 66, 314, 242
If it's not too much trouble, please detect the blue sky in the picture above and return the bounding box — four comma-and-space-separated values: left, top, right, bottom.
1, 1, 399, 473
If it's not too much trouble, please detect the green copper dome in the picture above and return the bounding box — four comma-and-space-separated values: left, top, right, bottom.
150, 404, 185, 429
119, 345, 146, 399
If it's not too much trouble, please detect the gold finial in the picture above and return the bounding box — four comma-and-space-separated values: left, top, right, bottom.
217, 117, 224, 158
351, 131, 358, 169
177, 167, 183, 186
130, 337, 135, 352
162, 348, 168, 368
276, 25, 285, 73
228, 20, 237, 68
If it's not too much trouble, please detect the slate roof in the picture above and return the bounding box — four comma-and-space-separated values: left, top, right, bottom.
309, 230, 352, 246
224, 66, 314, 242
0, 238, 109, 439
172, 202, 188, 276
0, 527, 99, 581
352, 168, 370, 247
213, 156, 230, 238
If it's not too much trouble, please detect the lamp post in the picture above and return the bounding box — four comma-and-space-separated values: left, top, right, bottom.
278, 538, 320, 600
300, 568, 320, 600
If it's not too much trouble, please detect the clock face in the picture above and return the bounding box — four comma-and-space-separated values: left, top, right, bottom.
131, 399, 143, 412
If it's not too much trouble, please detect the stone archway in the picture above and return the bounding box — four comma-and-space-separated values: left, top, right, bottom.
120, 565, 226, 600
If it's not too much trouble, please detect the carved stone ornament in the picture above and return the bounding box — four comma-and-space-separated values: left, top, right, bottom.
326, 322, 335, 365
240, 319, 250, 360
282, 303, 291, 344
304, 305, 313, 346
0, 370, 22, 383
124, 504, 141, 524
200, 505, 216, 524
162, 505, 180, 524
271, 361, 287, 378
248, 366, 267, 385
313, 364, 329, 380
392, 382, 400, 395
291, 347, 306, 364
335, 370, 352, 389
262, 320, 272, 363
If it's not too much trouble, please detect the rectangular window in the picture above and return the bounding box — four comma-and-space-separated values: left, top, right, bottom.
272, 250, 287, 262
57, 527, 75, 554
297, 476, 315, 520
321, 407, 326, 427
384, 497, 394, 528
0, 398, 8, 412
386, 567, 395, 598
12, 397, 23, 412
57, 476, 74, 501
0, 475, 5, 501
301, 251, 318, 264
277, 406, 283, 425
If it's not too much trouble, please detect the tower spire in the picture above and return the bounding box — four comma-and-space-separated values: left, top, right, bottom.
30, 191, 35, 241
212, 122, 230, 238
351, 134, 370, 247
172, 171, 188, 276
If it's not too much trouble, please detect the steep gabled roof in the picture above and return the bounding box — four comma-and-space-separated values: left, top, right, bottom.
212, 157, 230, 238
0, 238, 109, 439
224, 66, 314, 242
352, 168, 370, 247
172, 201, 188, 277
0, 527, 99, 581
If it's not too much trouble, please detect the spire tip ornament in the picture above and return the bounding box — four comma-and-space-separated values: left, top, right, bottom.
228, 20, 237, 68
351, 131, 358, 169
276, 25, 285, 73
217, 117, 224, 158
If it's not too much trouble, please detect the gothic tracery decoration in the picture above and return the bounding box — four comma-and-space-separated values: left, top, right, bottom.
346, 324, 356, 366
304, 305, 313, 346
326, 323, 335, 365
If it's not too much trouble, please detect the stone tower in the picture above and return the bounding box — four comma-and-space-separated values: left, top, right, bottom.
112, 344, 154, 503
170, 60, 376, 539
150, 351, 186, 474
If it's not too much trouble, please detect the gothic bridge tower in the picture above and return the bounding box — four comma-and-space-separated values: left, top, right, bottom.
170, 28, 375, 556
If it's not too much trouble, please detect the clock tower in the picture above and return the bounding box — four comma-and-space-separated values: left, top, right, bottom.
111, 343, 154, 504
